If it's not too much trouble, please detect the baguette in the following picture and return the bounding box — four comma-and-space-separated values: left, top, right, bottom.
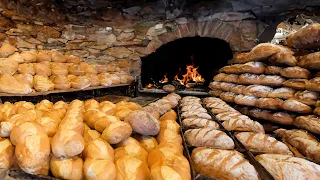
264, 66, 282, 75
306, 77, 320, 92
255, 98, 283, 110
243, 85, 273, 98
216, 112, 251, 121
224, 74, 239, 83
284, 23, 320, 49
181, 105, 207, 113
213, 73, 227, 81
298, 51, 320, 70
268, 87, 296, 99
290, 90, 319, 106
222, 119, 265, 133
294, 115, 320, 134
208, 89, 223, 97
182, 118, 220, 129
181, 111, 211, 119
283, 79, 307, 90
268, 45, 297, 66
230, 85, 246, 94
184, 128, 234, 149
219, 92, 236, 103
239, 61, 266, 74
281, 100, 313, 114
280, 66, 311, 79
235, 132, 292, 155
191, 147, 260, 180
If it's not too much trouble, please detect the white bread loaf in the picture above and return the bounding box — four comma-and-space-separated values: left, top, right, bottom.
0, 138, 14, 168
115, 156, 150, 180
83, 158, 116, 180
83, 129, 101, 143
83, 138, 114, 161
134, 135, 158, 153
50, 155, 83, 180
182, 118, 220, 129
10, 121, 46, 146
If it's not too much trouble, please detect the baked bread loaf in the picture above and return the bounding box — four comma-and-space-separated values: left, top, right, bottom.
157, 123, 182, 144
124, 110, 160, 136
181, 111, 211, 119
282, 99, 312, 114
34, 63, 51, 76
256, 154, 320, 180
268, 87, 296, 99
184, 128, 234, 149
66, 55, 80, 64
51, 129, 85, 158
222, 118, 265, 133
181, 105, 207, 113
50, 155, 83, 180
83, 158, 116, 180
33, 75, 54, 92
115, 157, 150, 179
216, 112, 251, 122
213, 73, 227, 82
36, 51, 51, 62
283, 79, 307, 90
230, 85, 246, 94
191, 147, 260, 180
100, 118, 132, 144
255, 98, 283, 110
235, 132, 292, 155
219, 65, 241, 74
306, 77, 320, 92
134, 135, 158, 153
209, 81, 221, 90
223, 74, 239, 83
14, 74, 34, 88
298, 51, 320, 70
238, 73, 260, 85
280, 66, 311, 79
51, 63, 68, 75
275, 128, 320, 163
264, 66, 282, 75
83, 138, 114, 161
8, 52, 24, 64
71, 76, 91, 89
159, 110, 177, 121
243, 85, 273, 98
0, 138, 14, 168
68, 64, 84, 75
0, 58, 18, 75
219, 82, 236, 91
20, 51, 37, 63
219, 92, 236, 103
0, 44, 16, 58
268, 45, 297, 66
294, 115, 320, 134
314, 107, 320, 116
182, 118, 219, 129
83, 130, 101, 143
248, 108, 295, 125
15, 134, 51, 175
234, 95, 258, 107
290, 90, 319, 106
260, 75, 285, 86
0, 75, 33, 94
50, 51, 67, 63
239, 61, 266, 74
18, 63, 35, 75
284, 23, 320, 49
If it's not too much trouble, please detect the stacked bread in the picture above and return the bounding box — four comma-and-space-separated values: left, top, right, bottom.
209, 40, 320, 130
0, 43, 134, 94
147, 109, 191, 179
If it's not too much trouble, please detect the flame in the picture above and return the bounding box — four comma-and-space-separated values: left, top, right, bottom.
174, 64, 205, 86
146, 83, 153, 88
159, 74, 168, 83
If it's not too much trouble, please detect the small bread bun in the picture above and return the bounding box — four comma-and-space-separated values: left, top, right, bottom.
306, 77, 320, 92
134, 135, 158, 153
83, 138, 114, 161
51, 129, 85, 158
36, 51, 51, 62
283, 79, 307, 90
35, 100, 53, 111
50, 51, 67, 63
66, 55, 81, 64
280, 66, 311, 79
282, 100, 313, 114
268, 87, 296, 99
83, 158, 116, 180
264, 66, 283, 75
50, 155, 83, 180
15, 134, 50, 175
124, 110, 160, 136
101, 120, 132, 144
0, 138, 14, 168
220, 92, 236, 103
234, 95, 258, 106
255, 98, 283, 110
83, 130, 101, 143
68, 64, 84, 76
10, 121, 46, 146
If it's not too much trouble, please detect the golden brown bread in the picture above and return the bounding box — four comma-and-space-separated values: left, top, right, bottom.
134, 135, 158, 153
268, 45, 297, 66
294, 115, 320, 135
83, 158, 116, 180
298, 51, 320, 70
83, 138, 114, 161
33, 75, 55, 92
234, 94, 258, 107
280, 66, 311, 79
18, 63, 35, 75
239, 61, 266, 74
230, 85, 246, 94
0, 44, 16, 58
34, 63, 51, 76
268, 87, 296, 99
159, 110, 177, 121
275, 129, 320, 163
283, 79, 307, 90
36, 51, 51, 62
50, 51, 67, 63
219, 92, 236, 103
248, 108, 295, 125
314, 107, 320, 116
50, 155, 83, 180
290, 90, 319, 106
124, 110, 160, 136
208, 89, 223, 97
223, 74, 239, 83
20, 51, 37, 63
0, 75, 33, 94
281, 99, 313, 114
0, 58, 18, 75
213, 73, 227, 81
115, 156, 150, 180
243, 85, 273, 98
306, 77, 320, 92
284, 24, 320, 49
0, 138, 15, 168
264, 66, 283, 75
191, 147, 260, 180
255, 98, 283, 110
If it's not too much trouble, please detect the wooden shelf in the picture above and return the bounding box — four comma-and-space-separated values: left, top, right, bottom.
139, 88, 209, 96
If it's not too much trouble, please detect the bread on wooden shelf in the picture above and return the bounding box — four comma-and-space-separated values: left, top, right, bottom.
255, 98, 283, 110
306, 77, 320, 92
0, 75, 33, 94
220, 92, 236, 103
222, 118, 265, 133
235, 43, 281, 63
243, 85, 273, 98
182, 117, 220, 129
283, 79, 307, 90
256, 154, 320, 180
191, 147, 260, 180
284, 23, 320, 49
280, 66, 311, 79
268, 87, 296, 99
290, 90, 319, 106
249, 108, 295, 125
275, 128, 320, 163
234, 94, 258, 107
216, 112, 251, 121
268, 45, 297, 66
238, 73, 261, 85
281, 99, 313, 114
230, 85, 246, 94
34, 63, 52, 76
264, 66, 283, 75
294, 115, 320, 134
235, 132, 292, 155
184, 128, 234, 149
0, 138, 15, 169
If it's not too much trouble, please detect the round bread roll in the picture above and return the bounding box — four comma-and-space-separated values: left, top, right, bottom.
0, 138, 14, 168
124, 110, 160, 136
115, 156, 150, 180
280, 66, 311, 79
15, 134, 50, 175
159, 110, 177, 121
83, 138, 114, 161
255, 98, 283, 110
84, 99, 100, 110
51, 63, 68, 75
10, 121, 46, 146
52, 101, 68, 109
18, 63, 35, 75
283, 79, 307, 90
35, 116, 60, 137
20, 51, 37, 63
282, 100, 313, 114
50, 51, 67, 63
35, 100, 53, 111
134, 135, 158, 153
58, 117, 84, 135
68, 64, 84, 76
230, 85, 246, 94
71, 76, 91, 89
83, 130, 101, 143
100, 120, 132, 144
36, 51, 51, 62
86, 74, 100, 87
306, 77, 320, 92
264, 66, 283, 75
220, 92, 236, 103
83, 158, 116, 180
234, 95, 258, 107
34, 63, 51, 76
51, 129, 85, 158
50, 155, 83, 180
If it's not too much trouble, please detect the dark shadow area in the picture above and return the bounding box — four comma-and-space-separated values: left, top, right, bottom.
141, 36, 233, 87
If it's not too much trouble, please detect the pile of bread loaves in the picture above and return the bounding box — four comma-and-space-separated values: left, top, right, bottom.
209, 23, 320, 134
0, 43, 133, 94
0, 92, 192, 179
185, 97, 320, 180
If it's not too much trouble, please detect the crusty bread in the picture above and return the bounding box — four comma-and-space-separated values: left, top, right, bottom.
306, 77, 320, 92
134, 135, 158, 153
184, 128, 234, 149
213, 73, 227, 82
294, 115, 320, 135
298, 51, 320, 70
182, 118, 219, 129
235, 132, 292, 155
101, 120, 132, 144
191, 147, 260, 180
234, 94, 258, 107
264, 66, 283, 75
239, 61, 266, 74
280, 66, 311, 79
284, 23, 320, 49
220, 92, 236, 103
50, 155, 83, 180
243, 85, 273, 98
83, 158, 116, 180
115, 156, 150, 180
10, 121, 46, 146
0, 138, 14, 168
224, 74, 239, 83
290, 90, 319, 106
282, 100, 313, 114
83, 129, 101, 143
255, 98, 283, 110
124, 110, 160, 136
222, 118, 265, 133
83, 138, 114, 161
268, 87, 296, 99
159, 110, 177, 121
283, 79, 307, 90
268, 45, 297, 66
230, 85, 246, 94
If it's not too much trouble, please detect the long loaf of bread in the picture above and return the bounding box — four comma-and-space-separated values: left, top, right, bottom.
181, 118, 219, 129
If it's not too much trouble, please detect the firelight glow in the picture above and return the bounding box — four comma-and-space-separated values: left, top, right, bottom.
174, 64, 205, 86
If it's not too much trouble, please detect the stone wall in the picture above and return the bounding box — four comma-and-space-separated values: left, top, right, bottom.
0, 0, 319, 78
